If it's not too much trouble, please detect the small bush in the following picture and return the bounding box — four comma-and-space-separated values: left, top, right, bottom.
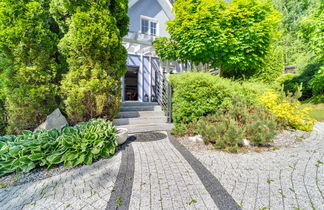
169, 72, 269, 125
260, 90, 316, 131
254, 46, 284, 83
309, 66, 324, 101
0, 119, 117, 177
274, 73, 296, 87
283, 63, 321, 100
196, 97, 278, 148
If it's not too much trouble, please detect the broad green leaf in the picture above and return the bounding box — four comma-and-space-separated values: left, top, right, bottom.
22, 130, 33, 136
29, 153, 44, 161
85, 153, 93, 165
91, 147, 101, 155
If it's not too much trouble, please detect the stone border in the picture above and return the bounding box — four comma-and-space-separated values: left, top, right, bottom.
106, 142, 135, 210
167, 132, 241, 210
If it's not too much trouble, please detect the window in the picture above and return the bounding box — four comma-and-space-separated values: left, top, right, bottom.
150, 22, 157, 36
141, 17, 158, 36
141, 19, 149, 34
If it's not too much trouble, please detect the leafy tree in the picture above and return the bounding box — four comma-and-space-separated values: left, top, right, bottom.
51, 0, 129, 123
300, 4, 324, 101
299, 3, 323, 62
0, 1, 63, 133
272, 0, 321, 67
154, 0, 281, 78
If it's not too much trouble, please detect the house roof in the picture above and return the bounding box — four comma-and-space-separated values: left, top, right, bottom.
128, 0, 174, 19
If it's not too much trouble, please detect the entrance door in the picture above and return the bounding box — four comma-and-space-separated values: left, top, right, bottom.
124, 67, 139, 101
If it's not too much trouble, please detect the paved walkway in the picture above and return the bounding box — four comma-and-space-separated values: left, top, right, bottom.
0, 123, 323, 210
191, 123, 324, 210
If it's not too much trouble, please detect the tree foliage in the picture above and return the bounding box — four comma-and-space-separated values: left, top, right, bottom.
253, 46, 284, 83
51, 0, 129, 123
0, 0, 63, 133
272, 0, 321, 67
154, 0, 281, 78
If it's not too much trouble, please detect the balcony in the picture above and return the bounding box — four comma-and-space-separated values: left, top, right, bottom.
123, 31, 156, 45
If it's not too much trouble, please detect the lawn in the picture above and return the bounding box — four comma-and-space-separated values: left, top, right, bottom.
302, 103, 324, 122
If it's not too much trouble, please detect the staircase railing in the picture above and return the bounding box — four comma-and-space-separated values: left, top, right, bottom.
152, 70, 172, 123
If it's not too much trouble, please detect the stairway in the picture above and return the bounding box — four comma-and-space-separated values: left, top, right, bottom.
114, 102, 175, 133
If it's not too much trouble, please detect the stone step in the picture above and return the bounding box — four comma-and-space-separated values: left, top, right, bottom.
113, 116, 168, 126
117, 111, 166, 119
115, 123, 175, 133
121, 102, 158, 107
120, 105, 162, 112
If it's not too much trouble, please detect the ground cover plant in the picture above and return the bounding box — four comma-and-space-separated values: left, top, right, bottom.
0, 119, 117, 177
260, 90, 316, 131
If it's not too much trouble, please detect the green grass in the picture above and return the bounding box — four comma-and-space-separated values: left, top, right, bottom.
302, 103, 324, 122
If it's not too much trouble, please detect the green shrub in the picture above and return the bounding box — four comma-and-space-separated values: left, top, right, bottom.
0, 1, 63, 134
0, 119, 117, 177
169, 72, 270, 125
274, 73, 296, 87
196, 97, 278, 148
55, 1, 128, 123
309, 66, 324, 100
259, 90, 316, 131
253, 46, 284, 83
283, 63, 321, 100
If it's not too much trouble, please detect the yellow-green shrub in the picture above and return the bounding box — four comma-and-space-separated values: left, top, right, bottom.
259, 90, 316, 131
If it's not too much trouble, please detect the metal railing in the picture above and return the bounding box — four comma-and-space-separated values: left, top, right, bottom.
152, 70, 172, 123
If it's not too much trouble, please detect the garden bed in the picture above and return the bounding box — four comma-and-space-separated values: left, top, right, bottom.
176, 128, 310, 153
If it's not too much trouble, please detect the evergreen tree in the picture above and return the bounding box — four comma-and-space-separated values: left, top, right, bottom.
51, 0, 129, 123
0, 0, 63, 133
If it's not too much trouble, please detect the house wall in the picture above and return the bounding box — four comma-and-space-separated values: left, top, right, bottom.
128, 0, 170, 37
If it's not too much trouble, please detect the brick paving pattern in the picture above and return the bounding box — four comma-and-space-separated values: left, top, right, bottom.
190, 122, 324, 210
129, 132, 218, 209
0, 153, 122, 210
1, 123, 323, 210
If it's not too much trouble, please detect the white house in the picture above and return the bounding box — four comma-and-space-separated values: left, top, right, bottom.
122, 0, 184, 102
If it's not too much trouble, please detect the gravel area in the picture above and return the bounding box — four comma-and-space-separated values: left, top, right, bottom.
176, 128, 311, 153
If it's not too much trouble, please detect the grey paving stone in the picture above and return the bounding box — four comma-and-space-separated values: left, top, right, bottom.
0, 153, 122, 210
190, 122, 324, 210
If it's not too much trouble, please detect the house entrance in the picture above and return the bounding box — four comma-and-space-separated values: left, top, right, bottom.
124, 67, 139, 101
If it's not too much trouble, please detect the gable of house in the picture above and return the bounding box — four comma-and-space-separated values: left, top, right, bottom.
127, 0, 173, 38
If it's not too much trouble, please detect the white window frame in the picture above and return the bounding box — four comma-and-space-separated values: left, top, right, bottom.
140, 15, 159, 36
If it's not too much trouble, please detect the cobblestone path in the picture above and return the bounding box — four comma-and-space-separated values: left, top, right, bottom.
0, 153, 122, 210
1, 124, 323, 210
124, 132, 237, 210
191, 123, 324, 210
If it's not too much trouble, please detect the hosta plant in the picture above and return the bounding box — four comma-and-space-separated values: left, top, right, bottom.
0, 119, 117, 177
